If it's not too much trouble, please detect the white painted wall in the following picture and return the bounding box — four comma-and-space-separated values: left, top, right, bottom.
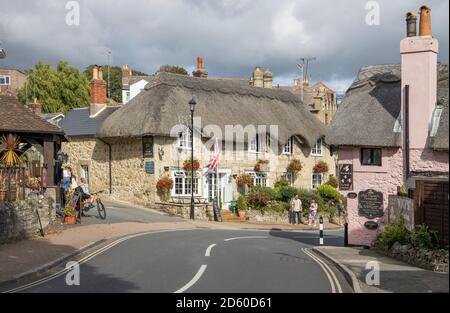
122, 79, 150, 104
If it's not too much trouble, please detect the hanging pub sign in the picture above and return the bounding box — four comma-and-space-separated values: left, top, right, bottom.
358, 189, 384, 219
339, 164, 353, 191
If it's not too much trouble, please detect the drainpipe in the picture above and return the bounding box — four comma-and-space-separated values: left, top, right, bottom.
404, 85, 410, 180
98, 138, 113, 194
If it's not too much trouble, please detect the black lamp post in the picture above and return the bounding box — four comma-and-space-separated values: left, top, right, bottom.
189, 97, 196, 220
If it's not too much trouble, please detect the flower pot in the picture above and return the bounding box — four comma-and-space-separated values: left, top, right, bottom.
64, 215, 77, 225
238, 211, 246, 219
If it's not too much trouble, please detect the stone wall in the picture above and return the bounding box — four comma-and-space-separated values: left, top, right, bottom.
151, 202, 213, 221
246, 209, 290, 224
0, 193, 55, 243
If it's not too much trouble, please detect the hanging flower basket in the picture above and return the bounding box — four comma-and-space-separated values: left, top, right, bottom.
183, 160, 200, 172
313, 161, 329, 173
236, 174, 253, 187
157, 176, 173, 202
254, 160, 269, 172
286, 159, 302, 174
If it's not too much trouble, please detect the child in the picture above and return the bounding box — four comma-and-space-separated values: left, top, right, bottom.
308, 199, 318, 227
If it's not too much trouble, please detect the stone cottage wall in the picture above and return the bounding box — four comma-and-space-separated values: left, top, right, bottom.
0, 194, 55, 243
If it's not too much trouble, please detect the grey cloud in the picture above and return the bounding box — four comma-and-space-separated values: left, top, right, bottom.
0, 0, 448, 92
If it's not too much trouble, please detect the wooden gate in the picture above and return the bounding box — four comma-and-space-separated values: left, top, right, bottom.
415, 180, 449, 246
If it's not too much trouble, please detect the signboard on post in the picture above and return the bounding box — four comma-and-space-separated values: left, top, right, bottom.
339, 164, 353, 191
213, 198, 222, 222
358, 189, 384, 219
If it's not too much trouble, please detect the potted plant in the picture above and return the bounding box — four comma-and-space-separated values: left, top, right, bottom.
236, 173, 253, 187
183, 160, 200, 172
62, 205, 77, 225
286, 159, 302, 174
313, 161, 329, 173
236, 196, 248, 219
254, 160, 269, 172
156, 176, 174, 202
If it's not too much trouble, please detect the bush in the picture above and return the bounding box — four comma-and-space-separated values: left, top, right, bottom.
325, 176, 338, 189
280, 186, 298, 202
376, 218, 410, 249
274, 178, 289, 188
268, 201, 290, 213
247, 190, 271, 209
236, 174, 253, 187
411, 224, 439, 250
236, 196, 248, 212
316, 184, 341, 202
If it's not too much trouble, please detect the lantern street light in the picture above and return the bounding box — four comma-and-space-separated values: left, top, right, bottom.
189, 97, 197, 220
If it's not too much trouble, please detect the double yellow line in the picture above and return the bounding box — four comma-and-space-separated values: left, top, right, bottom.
302, 248, 343, 293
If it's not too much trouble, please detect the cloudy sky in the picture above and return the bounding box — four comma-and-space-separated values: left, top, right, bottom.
0, 0, 448, 92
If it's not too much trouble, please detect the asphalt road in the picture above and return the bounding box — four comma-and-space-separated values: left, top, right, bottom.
75, 200, 182, 224
2, 228, 351, 293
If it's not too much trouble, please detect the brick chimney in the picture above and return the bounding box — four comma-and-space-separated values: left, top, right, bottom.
400, 5, 438, 149
192, 56, 208, 78
90, 65, 107, 117
32, 98, 42, 114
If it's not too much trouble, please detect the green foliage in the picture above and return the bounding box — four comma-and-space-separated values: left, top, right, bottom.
247, 189, 271, 209
268, 201, 290, 213
84, 65, 148, 103
18, 61, 90, 113
274, 178, 289, 188
411, 225, 438, 249
325, 175, 338, 188
62, 205, 76, 217
377, 217, 410, 248
279, 186, 298, 202
316, 184, 342, 202
236, 196, 248, 211
158, 65, 189, 76
251, 185, 282, 201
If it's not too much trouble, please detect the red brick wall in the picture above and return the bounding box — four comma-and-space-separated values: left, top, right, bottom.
90, 79, 106, 104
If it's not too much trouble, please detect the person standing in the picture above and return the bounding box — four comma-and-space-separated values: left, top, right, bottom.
63, 166, 72, 193
290, 195, 303, 225
308, 198, 319, 227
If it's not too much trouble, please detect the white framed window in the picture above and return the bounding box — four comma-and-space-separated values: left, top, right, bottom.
178, 129, 192, 149
312, 139, 323, 156
248, 172, 268, 187
81, 165, 89, 185
283, 137, 294, 155
311, 173, 323, 190
249, 133, 270, 153
282, 172, 294, 186
172, 171, 200, 196
0, 75, 10, 86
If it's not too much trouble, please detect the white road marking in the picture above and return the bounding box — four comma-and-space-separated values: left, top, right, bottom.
293, 236, 342, 239
205, 244, 216, 257
302, 248, 343, 293
174, 265, 207, 294
3, 229, 194, 293
224, 236, 268, 242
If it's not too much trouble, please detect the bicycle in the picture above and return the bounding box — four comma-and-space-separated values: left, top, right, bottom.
69, 190, 107, 221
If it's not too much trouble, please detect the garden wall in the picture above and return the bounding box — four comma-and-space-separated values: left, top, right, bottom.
0, 193, 55, 243
151, 202, 214, 221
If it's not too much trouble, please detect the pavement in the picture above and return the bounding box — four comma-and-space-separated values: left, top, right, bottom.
313, 246, 449, 293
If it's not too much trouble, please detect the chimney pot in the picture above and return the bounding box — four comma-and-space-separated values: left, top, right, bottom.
419, 6, 432, 36
197, 56, 203, 70
406, 12, 417, 37
92, 66, 98, 80
98, 67, 103, 80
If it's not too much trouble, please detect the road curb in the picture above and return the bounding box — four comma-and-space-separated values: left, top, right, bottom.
0, 239, 107, 289
312, 247, 363, 293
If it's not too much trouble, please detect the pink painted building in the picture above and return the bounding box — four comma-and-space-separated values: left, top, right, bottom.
328, 6, 449, 246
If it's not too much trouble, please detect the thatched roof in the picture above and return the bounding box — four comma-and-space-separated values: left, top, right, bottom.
0, 95, 64, 135
327, 64, 449, 151
98, 72, 325, 147
430, 65, 449, 151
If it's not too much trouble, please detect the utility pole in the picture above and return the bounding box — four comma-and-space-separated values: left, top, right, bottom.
107, 50, 111, 100
296, 57, 316, 102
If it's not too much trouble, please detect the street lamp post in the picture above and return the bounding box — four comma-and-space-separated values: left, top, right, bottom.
189, 97, 197, 220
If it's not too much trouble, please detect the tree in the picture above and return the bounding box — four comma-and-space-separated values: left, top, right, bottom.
84, 65, 148, 103
18, 61, 90, 113
158, 65, 189, 76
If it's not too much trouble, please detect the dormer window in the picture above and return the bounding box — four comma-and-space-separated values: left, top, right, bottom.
283, 137, 294, 155
312, 139, 323, 156
178, 129, 191, 149
249, 133, 270, 153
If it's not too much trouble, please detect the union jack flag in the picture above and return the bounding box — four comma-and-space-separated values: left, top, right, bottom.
207, 138, 220, 174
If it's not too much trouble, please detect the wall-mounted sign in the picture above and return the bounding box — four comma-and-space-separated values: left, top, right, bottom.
364, 221, 379, 230
145, 161, 155, 174
358, 189, 384, 219
347, 192, 358, 199
339, 164, 353, 191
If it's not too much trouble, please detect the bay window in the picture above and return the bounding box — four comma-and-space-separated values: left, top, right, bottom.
172, 171, 200, 196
